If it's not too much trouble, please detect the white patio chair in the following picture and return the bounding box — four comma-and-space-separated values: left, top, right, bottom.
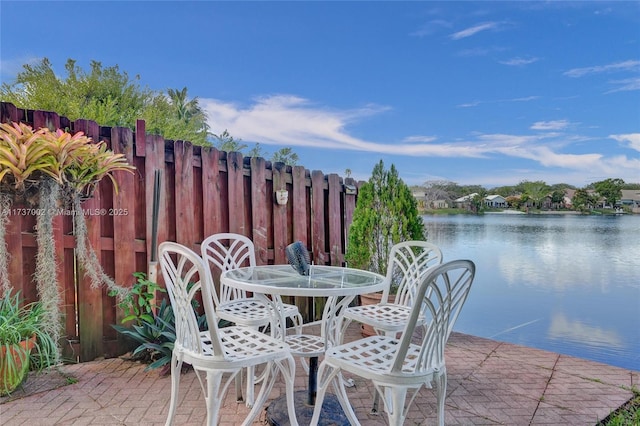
342, 241, 443, 340
340, 241, 443, 411
311, 259, 475, 426
159, 241, 298, 426
201, 233, 303, 405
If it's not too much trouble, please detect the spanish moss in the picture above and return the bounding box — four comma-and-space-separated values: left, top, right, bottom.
34, 179, 61, 364
0, 194, 11, 297
72, 194, 129, 300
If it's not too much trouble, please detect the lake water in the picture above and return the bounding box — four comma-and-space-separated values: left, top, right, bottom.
422, 213, 640, 371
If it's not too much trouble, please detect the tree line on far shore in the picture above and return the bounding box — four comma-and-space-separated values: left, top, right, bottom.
412, 178, 640, 212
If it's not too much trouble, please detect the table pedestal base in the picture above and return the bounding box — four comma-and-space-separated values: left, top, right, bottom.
266, 390, 350, 426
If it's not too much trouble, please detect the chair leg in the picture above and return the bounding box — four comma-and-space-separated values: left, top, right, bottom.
244, 366, 255, 407
205, 371, 225, 426
276, 356, 300, 426
235, 368, 244, 403
165, 353, 182, 426
434, 369, 447, 426
311, 363, 359, 426
242, 362, 273, 426
387, 386, 409, 426
333, 370, 360, 425
371, 390, 381, 414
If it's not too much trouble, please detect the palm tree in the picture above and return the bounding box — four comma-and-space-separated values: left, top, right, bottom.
167, 87, 209, 133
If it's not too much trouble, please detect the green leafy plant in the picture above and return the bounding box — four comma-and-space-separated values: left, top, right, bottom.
345, 160, 425, 293
110, 275, 205, 374
110, 272, 164, 324
112, 298, 206, 375
0, 290, 58, 395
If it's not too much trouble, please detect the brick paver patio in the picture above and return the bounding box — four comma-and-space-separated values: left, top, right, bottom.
1, 323, 637, 425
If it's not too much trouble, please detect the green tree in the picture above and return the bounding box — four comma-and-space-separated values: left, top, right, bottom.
211, 129, 248, 152
1, 58, 210, 145
470, 191, 487, 213
271, 147, 299, 166
491, 185, 516, 198
593, 178, 625, 208
550, 190, 565, 209
345, 160, 424, 276
572, 188, 595, 211
519, 180, 550, 209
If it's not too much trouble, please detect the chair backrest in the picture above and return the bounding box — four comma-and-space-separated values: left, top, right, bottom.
201, 233, 257, 303
390, 259, 475, 375
159, 241, 225, 358
381, 241, 443, 305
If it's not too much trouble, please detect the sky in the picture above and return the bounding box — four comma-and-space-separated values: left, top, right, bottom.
1, 1, 639, 188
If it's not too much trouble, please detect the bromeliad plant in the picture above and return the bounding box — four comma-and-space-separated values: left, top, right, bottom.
0, 121, 135, 362
0, 122, 133, 202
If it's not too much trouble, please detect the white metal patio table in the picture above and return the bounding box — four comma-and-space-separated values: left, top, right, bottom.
221, 264, 386, 425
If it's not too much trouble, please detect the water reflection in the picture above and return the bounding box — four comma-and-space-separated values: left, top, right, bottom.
548, 312, 624, 349
423, 214, 640, 370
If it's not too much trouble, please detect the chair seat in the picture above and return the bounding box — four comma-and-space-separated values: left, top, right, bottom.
218, 327, 292, 363
217, 298, 300, 328
344, 304, 425, 333
186, 327, 292, 365
326, 335, 435, 383
286, 334, 325, 358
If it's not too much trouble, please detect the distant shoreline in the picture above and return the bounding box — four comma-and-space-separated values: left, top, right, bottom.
421, 209, 634, 216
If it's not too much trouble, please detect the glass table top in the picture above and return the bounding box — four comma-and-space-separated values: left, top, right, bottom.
222, 264, 386, 297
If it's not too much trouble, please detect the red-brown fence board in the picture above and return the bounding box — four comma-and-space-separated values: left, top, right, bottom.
74, 119, 104, 362
227, 152, 246, 236
272, 163, 288, 265
0, 102, 360, 361
250, 157, 269, 265
201, 147, 222, 239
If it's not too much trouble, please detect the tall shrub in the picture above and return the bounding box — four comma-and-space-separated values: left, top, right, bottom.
345, 160, 424, 276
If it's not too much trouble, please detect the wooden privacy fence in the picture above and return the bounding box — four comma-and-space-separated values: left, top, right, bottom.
0, 102, 359, 362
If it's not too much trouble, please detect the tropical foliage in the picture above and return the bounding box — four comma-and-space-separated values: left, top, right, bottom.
0, 122, 134, 201
0, 290, 58, 395
110, 273, 206, 374
0, 58, 210, 145
1, 58, 301, 161
593, 178, 625, 208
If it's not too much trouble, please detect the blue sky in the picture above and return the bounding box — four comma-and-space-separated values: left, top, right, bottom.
1, 1, 639, 188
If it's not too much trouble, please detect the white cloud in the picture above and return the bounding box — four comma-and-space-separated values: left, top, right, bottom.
563, 60, 640, 78
530, 120, 570, 131
450, 22, 499, 40
610, 133, 640, 152
458, 96, 539, 108
202, 95, 391, 151
499, 56, 540, 66
605, 77, 640, 93
402, 135, 437, 143
202, 95, 639, 186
